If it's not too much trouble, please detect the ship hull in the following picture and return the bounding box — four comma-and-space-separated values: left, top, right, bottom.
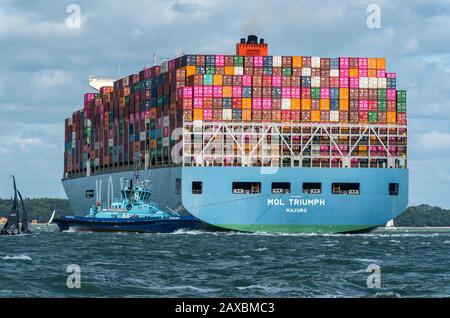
62, 166, 408, 234
53, 216, 203, 233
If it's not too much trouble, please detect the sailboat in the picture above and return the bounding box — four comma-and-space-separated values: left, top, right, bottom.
0, 176, 32, 236
47, 210, 56, 225
385, 219, 396, 229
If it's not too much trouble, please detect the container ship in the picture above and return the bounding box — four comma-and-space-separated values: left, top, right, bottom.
62, 35, 408, 233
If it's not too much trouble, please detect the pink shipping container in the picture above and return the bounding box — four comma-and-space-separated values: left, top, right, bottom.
369, 101, 377, 111
203, 109, 213, 121
282, 87, 291, 98
358, 58, 368, 69
203, 86, 213, 97
359, 111, 368, 122
377, 70, 386, 78
242, 75, 252, 86
339, 57, 349, 68
359, 100, 369, 111
215, 55, 225, 66
397, 113, 407, 125
232, 87, 242, 97
213, 86, 223, 97
349, 78, 359, 88
339, 77, 349, 88
340, 69, 349, 77
252, 98, 262, 109
291, 87, 301, 98
262, 98, 272, 110
193, 98, 203, 108
386, 72, 396, 79
254, 56, 263, 67
272, 76, 282, 87
387, 89, 396, 100
193, 86, 204, 98
320, 88, 330, 98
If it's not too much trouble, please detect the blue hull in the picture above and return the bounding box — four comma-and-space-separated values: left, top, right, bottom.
53, 216, 203, 233
62, 166, 408, 233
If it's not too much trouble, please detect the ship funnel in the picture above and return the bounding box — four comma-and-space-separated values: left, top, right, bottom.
236, 35, 268, 56
247, 35, 258, 44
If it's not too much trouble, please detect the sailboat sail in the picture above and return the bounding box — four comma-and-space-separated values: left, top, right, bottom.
18, 190, 32, 234
47, 210, 56, 225
1, 176, 20, 235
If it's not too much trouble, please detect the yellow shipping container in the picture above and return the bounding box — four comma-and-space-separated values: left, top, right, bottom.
368, 69, 377, 77
387, 111, 396, 124
376, 58, 386, 70
301, 98, 311, 110
359, 146, 368, 151
320, 99, 330, 110
213, 74, 223, 86
292, 56, 302, 68
193, 109, 203, 121
368, 58, 377, 69
224, 66, 234, 75
222, 86, 232, 98
349, 68, 359, 78
186, 66, 196, 77
242, 98, 252, 109
242, 110, 252, 121
311, 110, 321, 122
291, 98, 301, 110
339, 99, 349, 111
339, 88, 349, 99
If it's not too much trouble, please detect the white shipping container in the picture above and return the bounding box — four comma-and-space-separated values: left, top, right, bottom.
94, 158, 100, 166
72, 132, 76, 140
281, 98, 291, 110
273, 56, 282, 67
311, 76, 321, 88
311, 56, 321, 68
163, 115, 170, 127
234, 66, 244, 75
301, 68, 311, 77
330, 69, 339, 77
140, 131, 146, 141
378, 78, 387, 88
108, 138, 114, 147
368, 77, 378, 89
359, 77, 369, 88
160, 61, 168, 74
222, 109, 232, 120
330, 111, 340, 122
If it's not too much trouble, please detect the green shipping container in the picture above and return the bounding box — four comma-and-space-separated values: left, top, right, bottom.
397, 101, 407, 112
205, 66, 215, 75
377, 100, 387, 111
397, 90, 407, 102
378, 89, 387, 100
234, 56, 244, 66
368, 111, 378, 123
282, 67, 292, 76
311, 88, 321, 99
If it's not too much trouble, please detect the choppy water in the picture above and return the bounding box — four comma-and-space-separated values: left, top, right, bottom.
0, 225, 449, 298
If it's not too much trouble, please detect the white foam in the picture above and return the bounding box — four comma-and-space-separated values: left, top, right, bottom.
1, 254, 32, 261
254, 247, 268, 252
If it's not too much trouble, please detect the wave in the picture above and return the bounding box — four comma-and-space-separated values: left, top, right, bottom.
1, 254, 32, 261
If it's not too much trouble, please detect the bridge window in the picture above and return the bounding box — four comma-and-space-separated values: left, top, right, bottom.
272, 182, 291, 194
332, 183, 360, 195
175, 178, 181, 194
302, 183, 322, 194
389, 183, 399, 196
232, 182, 261, 194
85, 189, 94, 198
192, 181, 203, 194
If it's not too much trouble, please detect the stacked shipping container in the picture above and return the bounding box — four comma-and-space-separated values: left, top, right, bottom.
64, 42, 407, 175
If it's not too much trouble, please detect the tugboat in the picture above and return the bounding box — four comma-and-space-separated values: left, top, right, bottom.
53, 158, 203, 233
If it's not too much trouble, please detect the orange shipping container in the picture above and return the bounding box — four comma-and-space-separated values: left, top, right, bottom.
387, 111, 396, 124
339, 99, 349, 111
291, 98, 301, 110
292, 56, 302, 68
311, 110, 321, 122
242, 110, 252, 121
213, 75, 223, 86
301, 99, 311, 111
186, 66, 196, 77
368, 58, 377, 69
349, 69, 359, 78
224, 66, 234, 75
339, 88, 349, 99
222, 86, 232, 98
320, 99, 330, 110
242, 98, 252, 109
376, 58, 386, 70
368, 69, 377, 77
193, 109, 203, 121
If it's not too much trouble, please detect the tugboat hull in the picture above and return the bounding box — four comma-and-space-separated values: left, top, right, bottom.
53, 216, 204, 233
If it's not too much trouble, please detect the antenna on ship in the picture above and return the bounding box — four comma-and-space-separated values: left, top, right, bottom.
152, 53, 158, 66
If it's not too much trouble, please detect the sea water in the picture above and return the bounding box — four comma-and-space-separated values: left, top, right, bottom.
0, 225, 449, 297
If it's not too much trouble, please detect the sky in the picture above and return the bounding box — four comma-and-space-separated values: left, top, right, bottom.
0, 0, 449, 208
